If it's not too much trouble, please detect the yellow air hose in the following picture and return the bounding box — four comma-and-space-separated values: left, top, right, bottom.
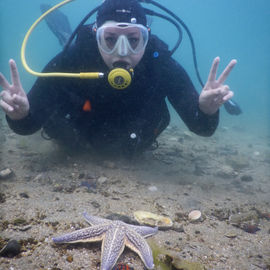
21, 0, 103, 79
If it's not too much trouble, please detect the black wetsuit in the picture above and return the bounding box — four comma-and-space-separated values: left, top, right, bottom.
7, 25, 219, 155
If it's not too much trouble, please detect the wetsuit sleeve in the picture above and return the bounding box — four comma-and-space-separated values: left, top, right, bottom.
165, 58, 219, 136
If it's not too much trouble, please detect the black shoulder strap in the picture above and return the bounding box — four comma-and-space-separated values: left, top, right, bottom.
75, 24, 98, 50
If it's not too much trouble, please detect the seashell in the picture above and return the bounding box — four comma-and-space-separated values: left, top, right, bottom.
134, 210, 173, 228
188, 210, 202, 221
224, 232, 237, 238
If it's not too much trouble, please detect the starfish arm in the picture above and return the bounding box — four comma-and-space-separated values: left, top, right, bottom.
100, 226, 126, 270
126, 224, 158, 238
52, 224, 109, 243
125, 228, 155, 270
83, 212, 111, 225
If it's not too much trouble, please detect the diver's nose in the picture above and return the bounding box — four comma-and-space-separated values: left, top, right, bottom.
117, 35, 129, 56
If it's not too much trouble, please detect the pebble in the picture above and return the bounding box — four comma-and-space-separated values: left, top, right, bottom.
0, 240, 21, 257
212, 208, 231, 221
188, 210, 202, 222
66, 255, 73, 263
240, 175, 253, 182
172, 224, 185, 233
229, 211, 259, 226
148, 185, 158, 192
0, 168, 13, 179
0, 192, 6, 203
241, 224, 260, 234
97, 176, 108, 185
19, 192, 30, 198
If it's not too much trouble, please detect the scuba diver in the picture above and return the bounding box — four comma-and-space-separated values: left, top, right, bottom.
0, 0, 240, 157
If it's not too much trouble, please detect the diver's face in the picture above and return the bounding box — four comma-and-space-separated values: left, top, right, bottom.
99, 48, 145, 69
96, 21, 148, 69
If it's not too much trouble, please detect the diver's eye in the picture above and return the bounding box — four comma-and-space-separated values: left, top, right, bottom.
105, 37, 117, 49
128, 37, 139, 49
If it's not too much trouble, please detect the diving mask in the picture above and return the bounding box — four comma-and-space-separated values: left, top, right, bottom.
96, 22, 149, 56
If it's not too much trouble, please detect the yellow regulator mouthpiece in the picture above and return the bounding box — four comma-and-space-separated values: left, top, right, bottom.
108, 68, 133, 90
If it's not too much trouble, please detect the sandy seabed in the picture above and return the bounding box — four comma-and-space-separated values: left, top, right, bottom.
0, 115, 270, 270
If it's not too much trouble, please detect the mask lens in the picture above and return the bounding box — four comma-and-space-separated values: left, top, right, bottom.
96, 23, 149, 55
103, 31, 118, 50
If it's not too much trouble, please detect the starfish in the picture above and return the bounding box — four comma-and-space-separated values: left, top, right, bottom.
52, 212, 158, 270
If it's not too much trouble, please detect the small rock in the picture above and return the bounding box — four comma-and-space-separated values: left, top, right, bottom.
148, 186, 158, 192
91, 201, 100, 208
0, 193, 6, 203
172, 224, 185, 233
33, 173, 46, 182
240, 175, 253, 182
212, 208, 231, 221
53, 184, 64, 192
0, 240, 21, 257
241, 224, 260, 234
0, 168, 13, 179
19, 192, 30, 198
97, 176, 108, 185
66, 255, 73, 263
229, 211, 259, 226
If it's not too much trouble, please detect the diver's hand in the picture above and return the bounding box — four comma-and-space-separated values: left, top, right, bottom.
199, 57, 237, 115
0, 59, 29, 120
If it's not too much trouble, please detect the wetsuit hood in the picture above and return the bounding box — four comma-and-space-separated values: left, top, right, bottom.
96, 0, 147, 27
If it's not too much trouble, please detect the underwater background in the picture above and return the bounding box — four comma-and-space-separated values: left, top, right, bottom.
1, 0, 270, 140
1, 1, 270, 269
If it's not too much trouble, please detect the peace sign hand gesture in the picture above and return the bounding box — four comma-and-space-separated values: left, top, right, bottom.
0, 59, 29, 120
199, 57, 237, 115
